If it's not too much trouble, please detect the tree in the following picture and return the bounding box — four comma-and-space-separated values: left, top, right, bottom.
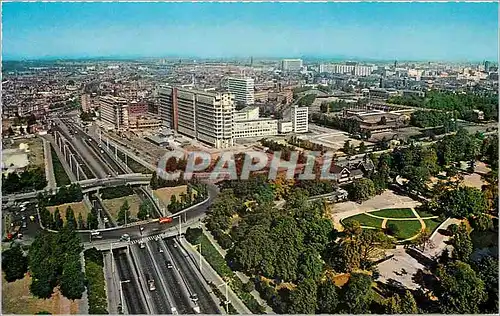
450, 223, 473, 262
341, 273, 373, 314
77, 213, 85, 230
317, 280, 340, 314
400, 290, 418, 314
137, 200, 152, 220
473, 256, 499, 313
358, 141, 366, 154
87, 211, 98, 230
435, 261, 487, 314
269, 216, 304, 281
347, 178, 376, 203
287, 278, 318, 314
59, 255, 86, 300
386, 223, 400, 237
117, 199, 131, 225
297, 248, 323, 281
54, 208, 63, 230
438, 186, 487, 218
343, 140, 355, 155
414, 228, 432, 252
2, 245, 28, 282
65, 206, 76, 230
470, 213, 493, 231
384, 293, 402, 314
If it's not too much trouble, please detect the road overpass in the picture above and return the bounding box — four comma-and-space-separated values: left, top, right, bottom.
2, 173, 153, 202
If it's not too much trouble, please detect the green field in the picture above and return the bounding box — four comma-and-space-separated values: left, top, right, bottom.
417, 209, 436, 218
369, 208, 416, 219
344, 213, 384, 228
386, 220, 423, 240
51, 146, 71, 186
423, 218, 442, 234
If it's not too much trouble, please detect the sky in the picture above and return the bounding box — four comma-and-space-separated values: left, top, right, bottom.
2, 2, 498, 62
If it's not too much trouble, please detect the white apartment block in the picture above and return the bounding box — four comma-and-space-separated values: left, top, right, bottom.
233, 119, 278, 138
98, 96, 129, 130
227, 77, 255, 105
278, 121, 293, 134
235, 106, 260, 121
319, 64, 373, 76
292, 105, 308, 133
281, 59, 303, 72
159, 86, 235, 149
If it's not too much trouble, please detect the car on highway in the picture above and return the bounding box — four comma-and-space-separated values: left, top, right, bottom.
22, 222, 27, 228
120, 234, 130, 241
158, 247, 164, 253
148, 279, 156, 291
190, 293, 199, 302
139, 242, 146, 249
90, 230, 100, 236
166, 261, 173, 269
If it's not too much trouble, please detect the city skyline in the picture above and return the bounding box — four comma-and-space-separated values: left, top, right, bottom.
2, 2, 498, 62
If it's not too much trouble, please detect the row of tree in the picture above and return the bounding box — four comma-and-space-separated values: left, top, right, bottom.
29, 228, 86, 300
388, 90, 498, 122
38, 183, 84, 207
2, 167, 47, 194
296, 94, 316, 107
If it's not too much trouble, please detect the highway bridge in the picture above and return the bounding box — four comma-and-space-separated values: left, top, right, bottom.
2, 173, 152, 202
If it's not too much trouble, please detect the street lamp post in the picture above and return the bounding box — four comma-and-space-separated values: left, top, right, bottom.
119, 280, 130, 314
218, 282, 230, 314
193, 243, 203, 273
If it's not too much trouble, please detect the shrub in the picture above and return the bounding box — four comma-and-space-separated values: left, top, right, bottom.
243, 281, 255, 293
386, 223, 400, 236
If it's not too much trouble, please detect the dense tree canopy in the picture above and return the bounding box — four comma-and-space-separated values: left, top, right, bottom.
435, 261, 487, 314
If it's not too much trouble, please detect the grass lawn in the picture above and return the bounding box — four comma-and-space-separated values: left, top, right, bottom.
154, 186, 188, 207
416, 209, 436, 218
423, 218, 442, 234
2, 274, 81, 314
101, 194, 142, 221
343, 213, 384, 228
47, 202, 90, 224
471, 230, 498, 250
369, 208, 416, 219
51, 146, 71, 186
386, 220, 423, 240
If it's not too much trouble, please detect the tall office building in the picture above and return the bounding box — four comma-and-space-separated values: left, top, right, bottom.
281, 59, 303, 72
227, 77, 255, 105
292, 105, 308, 133
99, 96, 129, 130
159, 86, 235, 148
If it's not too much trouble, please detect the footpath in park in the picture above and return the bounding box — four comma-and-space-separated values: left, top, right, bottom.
201, 224, 275, 314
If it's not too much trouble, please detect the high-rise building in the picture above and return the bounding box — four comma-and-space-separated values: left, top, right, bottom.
281, 59, 303, 72
99, 96, 129, 130
227, 77, 255, 105
159, 86, 235, 148
485, 61, 491, 72
292, 105, 308, 133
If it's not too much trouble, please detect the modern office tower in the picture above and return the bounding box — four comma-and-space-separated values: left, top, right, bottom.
159, 86, 235, 148
291, 105, 308, 133
227, 77, 255, 105
281, 59, 303, 72
98, 96, 129, 130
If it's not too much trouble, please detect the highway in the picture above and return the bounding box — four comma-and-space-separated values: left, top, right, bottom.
164, 237, 221, 314
150, 238, 196, 314
113, 248, 148, 314
132, 242, 175, 314
55, 117, 112, 178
